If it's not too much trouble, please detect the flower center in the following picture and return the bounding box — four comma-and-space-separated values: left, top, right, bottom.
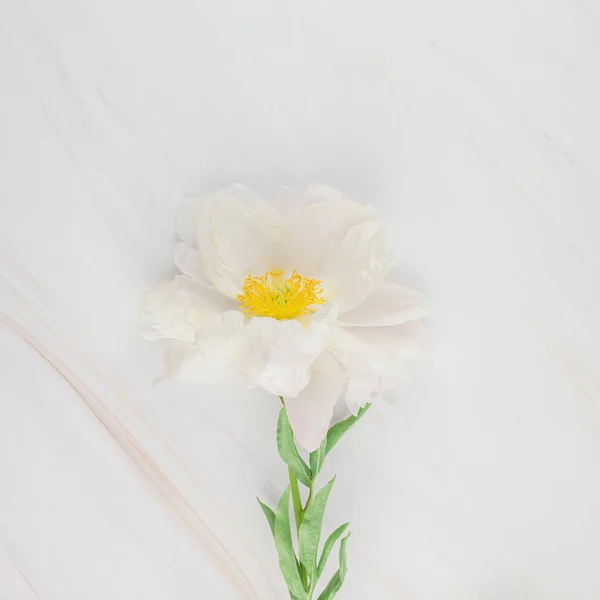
237, 268, 326, 320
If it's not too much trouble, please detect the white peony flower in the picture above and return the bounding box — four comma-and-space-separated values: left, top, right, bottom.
143, 184, 427, 450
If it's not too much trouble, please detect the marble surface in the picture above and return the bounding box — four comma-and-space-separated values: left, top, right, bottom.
2, 1, 600, 598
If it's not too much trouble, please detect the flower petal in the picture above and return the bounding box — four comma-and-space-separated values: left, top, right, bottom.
347, 321, 426, 362
159, 311, 246, 384
173, 242, 212, 284
284, 351, 345, 451
142, 276, 237, 342
345, 372, 381, 416
284, 193, 390, 312
283, 195, 376, 278
176, 196, 204, 248
176, 186, 264, 246
325, 219, 391, 312
197, 191, 284, 298
303, 183, 346, 203
329, 321, 426, 412
337, 283, 427, 327
240, 317, 327, 397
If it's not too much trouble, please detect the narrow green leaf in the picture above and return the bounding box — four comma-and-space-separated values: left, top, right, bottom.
325, 404, 371, 456
338, 533, 351, 585
299, 477, 336, 579
278, 408, 312, 487
274, 487, 307, 599
316, 532, 351, 600
309, 437, 327, 479
316, 572, 342, 600
289, 467, 303, 534
257, 498, 276, 536
316, 523, 349, 580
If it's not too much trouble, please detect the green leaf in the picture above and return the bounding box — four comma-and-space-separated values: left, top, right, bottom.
338, 533, 351, 585
316, 523, 349, 580
316, 573, 342, 600
299, 477, 336, 579
325, 404, 371, 456
257, 498, 276, 536
274, 487, 307, 599
278, 408, 312, 487
309, 436, 327, 479
316, 532, 351, 600
289, 467, 304, 534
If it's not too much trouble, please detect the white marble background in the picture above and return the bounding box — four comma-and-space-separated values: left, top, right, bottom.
2, 1, 600, 598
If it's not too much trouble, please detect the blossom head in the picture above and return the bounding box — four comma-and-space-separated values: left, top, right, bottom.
142, 185, 426, 450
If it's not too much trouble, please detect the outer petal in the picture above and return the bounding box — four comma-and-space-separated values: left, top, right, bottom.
303, 183, 346, 203
273, 184, 345, 216
176, 195, 204, 248
284, 194, 376, 279
284, 191, 390, 312
159, 311, 246, 384
285, 351, 345, 451
345, 372, 381, 416
141, 276, 237, 342
337, 283, 427, 327
325, 219, 391, 312
197, 191, 284, 298
240, 317, 327, 398
329, 321, 426, 413
173, 242, 211, 284
176, 186, 264, 247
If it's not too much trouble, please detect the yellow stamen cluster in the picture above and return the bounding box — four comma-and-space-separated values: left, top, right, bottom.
237, 268, 325, 320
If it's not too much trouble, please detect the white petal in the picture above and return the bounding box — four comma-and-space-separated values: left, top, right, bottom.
269, 186, 304, 217
274, 184, 342, 217
348, 321, 426, 360
285, 351, 345, 451
159, 311, 246, 384
303, 183, 345, 203
328, 321, 426, 412
173, 242, 211, 284
284, 196, 375, 278
283, 195, 389, 311
160, 342, 218, 384
141, 276, 236, 342
176, 196, 203, 248
197, 191, 284, 298
240, 317, 327, 397
220, 183, 264, 206
337, 283, 427, 327
176, 186, 263, 246
325, 219, 391, 312
345, 372, 381, 416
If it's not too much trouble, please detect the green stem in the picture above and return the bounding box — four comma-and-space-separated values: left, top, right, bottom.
305, 481, 314, 511
304, 479, 314, 600
279, 395, 323, 598
303, 478, 318, 596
